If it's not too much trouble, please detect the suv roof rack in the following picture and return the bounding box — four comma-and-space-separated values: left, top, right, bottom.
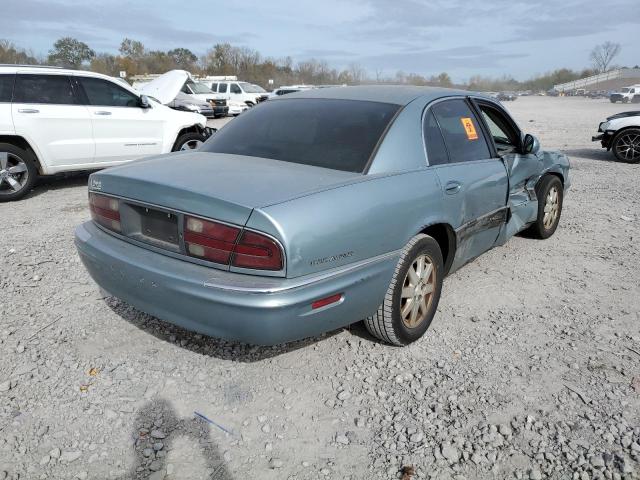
0, 64, 64, 69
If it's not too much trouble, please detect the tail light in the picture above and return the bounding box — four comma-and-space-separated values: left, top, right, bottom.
89, 193, 121, 232
231, 230, 283, 271
184, 216, 283, 271
184, 216, 240, 264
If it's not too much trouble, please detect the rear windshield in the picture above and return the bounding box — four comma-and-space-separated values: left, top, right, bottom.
201, 98, 400, 173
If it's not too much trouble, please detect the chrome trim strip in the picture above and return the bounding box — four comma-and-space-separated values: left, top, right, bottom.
203, 249, 402, 294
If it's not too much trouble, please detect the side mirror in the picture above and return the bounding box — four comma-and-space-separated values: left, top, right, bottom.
139, 95, 150, 109
522, 134, 540, 155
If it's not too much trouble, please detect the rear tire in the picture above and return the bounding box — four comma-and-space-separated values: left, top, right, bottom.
0, 143, 38, 202
612, 128, 640, 163
365, 234, 443, 346
172, 132, 206, 152
525, 175, 563, 239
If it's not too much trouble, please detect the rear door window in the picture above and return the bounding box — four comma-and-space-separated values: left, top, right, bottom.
78, 77, 140, 107
219, 83, 228, 93
423, 110, 449, 165
202, 98, 400, 173
14, 74, 77, 104
0, 74, 15, 102
431, 99, 491, 163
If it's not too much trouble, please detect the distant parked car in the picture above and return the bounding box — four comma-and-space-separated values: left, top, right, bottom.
139, 70, 228, 118
609, 85, 640, 104
592, 111, 640, 163
75, 86, 570, 346
166, 92, 217, 118
497, 92, 517, 101
0, 65, 211, 202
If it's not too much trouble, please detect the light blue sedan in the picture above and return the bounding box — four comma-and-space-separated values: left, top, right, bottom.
75, 86, 570, 346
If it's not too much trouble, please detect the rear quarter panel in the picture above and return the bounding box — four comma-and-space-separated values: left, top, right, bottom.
247, 170, 447, 278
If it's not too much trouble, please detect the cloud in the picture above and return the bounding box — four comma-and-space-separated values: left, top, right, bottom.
0, 0, 256, 52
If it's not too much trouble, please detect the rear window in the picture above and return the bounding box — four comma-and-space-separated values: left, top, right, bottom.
201, 98, 400, 173
0, 74, 14, 102
14, 74, 76, 105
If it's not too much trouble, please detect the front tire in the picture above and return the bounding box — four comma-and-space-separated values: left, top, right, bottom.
526, 175, 563, 239
611, 128, 640, 163
0, 143, 38, 202
172, 132, 206, 152
365, 234, 444, 346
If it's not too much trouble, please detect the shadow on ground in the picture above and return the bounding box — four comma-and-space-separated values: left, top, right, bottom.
561, 148, 619, 162
18, 171, 91, 201
120, 398, 233, 480
106, 297, 348, 362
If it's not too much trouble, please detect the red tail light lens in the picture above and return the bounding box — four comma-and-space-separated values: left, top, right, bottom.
89, 193, 121, 232
231, 231, 284, 271
184, 216, 283, 271
184, 216, 241, 264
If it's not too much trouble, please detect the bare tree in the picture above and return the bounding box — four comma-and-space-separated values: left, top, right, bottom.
590, 41, 621, 73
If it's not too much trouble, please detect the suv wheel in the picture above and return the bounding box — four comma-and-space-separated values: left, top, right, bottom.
173, 132, 207, 152
0, 143, 38, 202
612, 128, 640, 163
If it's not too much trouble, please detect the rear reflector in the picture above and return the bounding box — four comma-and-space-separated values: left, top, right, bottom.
311, 293, 343, 310
89, 193, 121, 232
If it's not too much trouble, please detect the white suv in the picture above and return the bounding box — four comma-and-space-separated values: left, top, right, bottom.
207, 81, 269, 115
0, 65, 211, 201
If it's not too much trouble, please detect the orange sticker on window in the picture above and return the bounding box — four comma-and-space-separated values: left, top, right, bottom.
460, 117, 479, 140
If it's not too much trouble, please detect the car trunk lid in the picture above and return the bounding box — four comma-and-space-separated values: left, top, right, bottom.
89, 152, 361, 227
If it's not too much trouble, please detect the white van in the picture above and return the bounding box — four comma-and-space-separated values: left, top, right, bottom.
206, 81, 269, 115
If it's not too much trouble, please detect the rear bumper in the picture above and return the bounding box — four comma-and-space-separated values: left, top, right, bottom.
75, 222, 397, 345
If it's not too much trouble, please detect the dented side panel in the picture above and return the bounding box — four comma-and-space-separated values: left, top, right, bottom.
497, 150, 571, 244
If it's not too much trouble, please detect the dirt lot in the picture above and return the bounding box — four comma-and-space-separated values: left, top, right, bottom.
1, 97, 639, 480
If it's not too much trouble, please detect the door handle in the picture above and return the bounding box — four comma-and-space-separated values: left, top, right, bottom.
17, 108, 39, 114
445, 181, 462, 194
94, 111, 112, 115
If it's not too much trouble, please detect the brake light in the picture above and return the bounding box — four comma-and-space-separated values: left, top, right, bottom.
89, 193, 121, 232
184, 216, 240, 264
231, 231, 284, 271
184, 216, 283, 271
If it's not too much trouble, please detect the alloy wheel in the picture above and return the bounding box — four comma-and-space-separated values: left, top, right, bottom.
180, 139, 203, 151
543, 185, 559, 229
0, 151, 29, 196
400, 254, 436, 328
615, 133, 640, 161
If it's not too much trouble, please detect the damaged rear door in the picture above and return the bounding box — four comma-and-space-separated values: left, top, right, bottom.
472, 99, 542, 242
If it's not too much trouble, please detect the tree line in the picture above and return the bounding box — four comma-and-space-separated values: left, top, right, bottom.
0, 37, 628, 92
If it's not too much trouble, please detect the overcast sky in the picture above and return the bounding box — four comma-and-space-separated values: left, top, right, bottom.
2, 0, 638, 81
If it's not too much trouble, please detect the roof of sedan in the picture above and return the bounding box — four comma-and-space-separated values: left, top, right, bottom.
277, 85, 480, 106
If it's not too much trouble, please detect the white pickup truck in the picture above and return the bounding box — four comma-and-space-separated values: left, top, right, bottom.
609, 85, 640, 104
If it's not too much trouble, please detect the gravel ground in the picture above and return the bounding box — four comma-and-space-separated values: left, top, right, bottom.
1, 97, 639, 480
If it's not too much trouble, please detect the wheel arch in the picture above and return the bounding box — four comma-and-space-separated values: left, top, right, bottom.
0, 135, 45, 174
171, 124, 207, 151
418, 222, 456, 275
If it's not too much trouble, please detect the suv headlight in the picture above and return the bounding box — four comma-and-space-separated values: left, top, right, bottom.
185, 104, 201, 112
598, 121, 609, 132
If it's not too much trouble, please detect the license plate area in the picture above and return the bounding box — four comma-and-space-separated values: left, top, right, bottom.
121, 203, 180, 252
